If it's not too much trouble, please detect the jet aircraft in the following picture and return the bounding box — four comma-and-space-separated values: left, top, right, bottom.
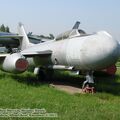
0, 31, 43, 53
0, 22, 119, 92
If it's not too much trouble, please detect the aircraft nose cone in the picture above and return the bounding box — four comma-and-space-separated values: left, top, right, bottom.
81, 31, 119, 70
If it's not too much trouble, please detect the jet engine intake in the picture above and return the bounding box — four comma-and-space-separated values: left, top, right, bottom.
2, 53, 28, 73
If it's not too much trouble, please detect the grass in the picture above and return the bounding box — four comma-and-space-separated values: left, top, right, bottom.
116, 60, 120, 67
0, 69, 120, 120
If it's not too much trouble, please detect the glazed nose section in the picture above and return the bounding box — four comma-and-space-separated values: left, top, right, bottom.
106, 36, 119, 61
82, 31, 120, 69
93, 32, 119, 69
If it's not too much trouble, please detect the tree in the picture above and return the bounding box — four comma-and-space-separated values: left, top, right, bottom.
5, 26, 10, 32
0, 24, 10, 32
0, 24, 5, 32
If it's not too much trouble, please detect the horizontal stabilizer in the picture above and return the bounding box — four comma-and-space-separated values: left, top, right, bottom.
0, 54, 9, 61
0, 54, 9, 57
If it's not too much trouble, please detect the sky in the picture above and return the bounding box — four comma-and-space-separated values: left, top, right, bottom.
0, 0, 120, 40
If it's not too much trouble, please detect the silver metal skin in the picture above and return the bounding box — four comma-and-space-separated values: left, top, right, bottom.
2, 53, 28, 73
20, 23, 119, 90
0, 22, 120, 91
21, 31, 119, 71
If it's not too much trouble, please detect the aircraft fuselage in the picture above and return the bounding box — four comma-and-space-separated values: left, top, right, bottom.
22, 31, 119, 71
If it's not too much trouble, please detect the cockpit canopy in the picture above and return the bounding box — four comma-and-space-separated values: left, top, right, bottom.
55, 29, 86, 41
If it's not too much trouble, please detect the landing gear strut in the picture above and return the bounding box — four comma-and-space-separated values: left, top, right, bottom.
82, 71, 95, 93
34, 67, 54, 81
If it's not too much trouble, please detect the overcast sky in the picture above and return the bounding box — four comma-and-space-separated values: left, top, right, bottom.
0, 0, 120, 40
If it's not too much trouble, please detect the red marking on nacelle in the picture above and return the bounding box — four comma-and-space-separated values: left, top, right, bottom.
16, 59, 28, 71
103, 65, 117, 75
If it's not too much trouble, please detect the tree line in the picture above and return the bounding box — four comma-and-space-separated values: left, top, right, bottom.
0, 24, 10, 32
0, 24, 54, 39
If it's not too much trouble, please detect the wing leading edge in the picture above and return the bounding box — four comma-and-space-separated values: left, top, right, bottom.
21, 50, 52, 57
0, 35, 23, 39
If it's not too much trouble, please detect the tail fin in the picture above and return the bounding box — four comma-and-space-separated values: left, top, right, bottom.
18, 23, 33, 50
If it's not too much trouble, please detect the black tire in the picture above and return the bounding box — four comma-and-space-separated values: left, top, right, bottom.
37, 69, 46, 81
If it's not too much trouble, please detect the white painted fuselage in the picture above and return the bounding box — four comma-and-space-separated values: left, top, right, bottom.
22, 31, 119, 71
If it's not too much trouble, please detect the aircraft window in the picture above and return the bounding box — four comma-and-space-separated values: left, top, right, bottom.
56, 35, 63, 41
56, 29, 86, 41
78, 29, 86, 35
56, 30, 72, 41
69, 30, 78, 37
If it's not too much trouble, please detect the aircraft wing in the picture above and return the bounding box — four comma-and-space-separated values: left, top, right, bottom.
0, 49, 52, 59
0, 35, 23, 39
21, 50, 52, 57
0, 54, 9, 63
0, 54, 9, 58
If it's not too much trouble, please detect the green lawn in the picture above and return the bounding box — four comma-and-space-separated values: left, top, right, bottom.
0, 69, 120, 120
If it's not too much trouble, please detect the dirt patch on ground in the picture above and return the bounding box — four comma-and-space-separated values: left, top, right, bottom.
50, 83, 83, 94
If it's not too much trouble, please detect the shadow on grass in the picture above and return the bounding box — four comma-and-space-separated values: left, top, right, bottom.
1, 70, 120, 95
8, 72, 48, 87
51, 72, 85, 89
11, 71, 85, 88
11, 71, 120, 95
95, 73, 120, 95
52, 71, 120, 96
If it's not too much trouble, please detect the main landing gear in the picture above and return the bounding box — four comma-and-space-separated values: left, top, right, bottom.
82, 71, 95, 93
34, 67, 54, 81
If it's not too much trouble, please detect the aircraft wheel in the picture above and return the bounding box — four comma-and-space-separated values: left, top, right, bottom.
37, 68, 46, 80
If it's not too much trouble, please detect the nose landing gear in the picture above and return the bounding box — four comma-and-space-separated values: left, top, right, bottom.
82, 71, 95, 93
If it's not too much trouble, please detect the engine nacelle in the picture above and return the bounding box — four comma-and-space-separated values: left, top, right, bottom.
2, 53, 28, 73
